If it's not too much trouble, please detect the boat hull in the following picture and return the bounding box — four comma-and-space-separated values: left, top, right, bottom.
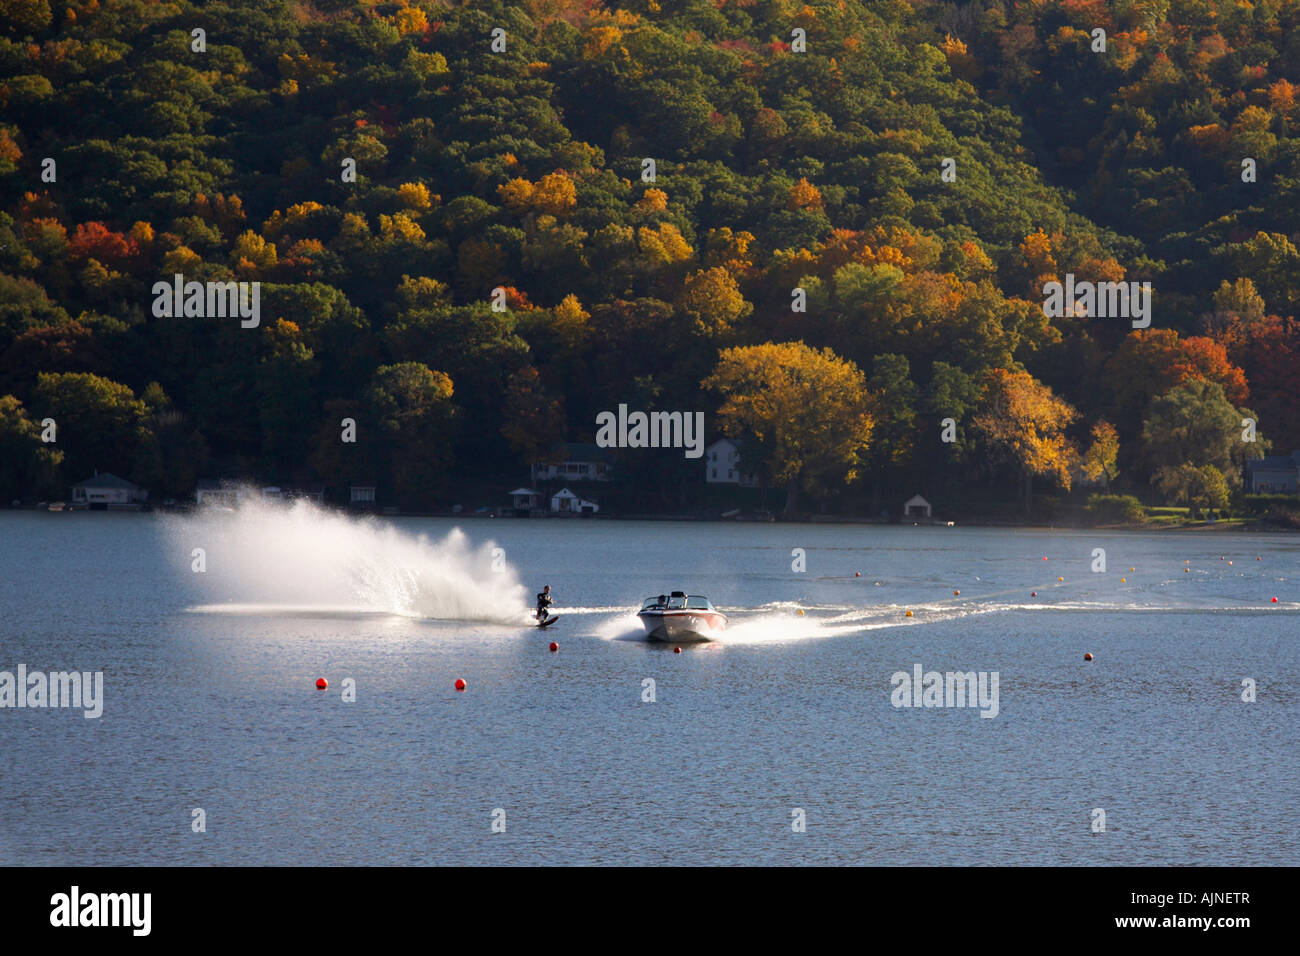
637, 610, 727, 643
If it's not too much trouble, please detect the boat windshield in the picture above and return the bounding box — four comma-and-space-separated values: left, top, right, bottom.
642, 594, 713, 610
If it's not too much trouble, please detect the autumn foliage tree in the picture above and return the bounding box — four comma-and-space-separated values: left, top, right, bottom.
971, 368, 1079, 516
704, 342, 875, 514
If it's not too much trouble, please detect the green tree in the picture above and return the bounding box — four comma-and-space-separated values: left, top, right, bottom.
0, 393, 61, 500
1140, 380, 1257, 492
365, 362, 460, 508
864, 353, 918, 511
30, 372, 149, 489
499, 366, 566, 464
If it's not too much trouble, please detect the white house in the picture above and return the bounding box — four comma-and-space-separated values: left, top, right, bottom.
551, 487, 599, 514
196, 479, 246, 507
532, 443, 614, 483
704, 438, 758, 487
903, 494, 932, 518
72, 472, 148, 506
349, 484, 377, 506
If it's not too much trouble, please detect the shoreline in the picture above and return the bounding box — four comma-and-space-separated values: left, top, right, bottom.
8, 504, 1296, 533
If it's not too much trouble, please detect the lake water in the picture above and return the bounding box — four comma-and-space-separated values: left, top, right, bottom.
1, 505, 1296, 865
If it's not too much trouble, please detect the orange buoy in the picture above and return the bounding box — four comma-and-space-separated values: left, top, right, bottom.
673, 646, 682, 653
315, 678, 328, 690
1084, 653, 1093, 661
1130, 567, 1135, 572
1121, 578, 1126, 583
1058, 576, 1064, 582
1228, 561, 1233, 565
1185, 568, 1190, 573
797, 609, 805, 616
454, 678, 467, 691
548, 641, 558, 652
954, 590, 960, 596
905, 610, 913, 617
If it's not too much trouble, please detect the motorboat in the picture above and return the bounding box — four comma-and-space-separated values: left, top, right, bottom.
637, 591, 727, 642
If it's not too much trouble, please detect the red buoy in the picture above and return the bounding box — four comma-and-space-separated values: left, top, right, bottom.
454, 678, 467, 691
1084, 653, 1093, 661
1042, 556, 1048, 561
855, 571, 861, 577
1272, 597, 1279, 603
1031, 592, 1037, 597
673, 646, 682, 653
548, 641, 558, 652
315, 678, 328, 690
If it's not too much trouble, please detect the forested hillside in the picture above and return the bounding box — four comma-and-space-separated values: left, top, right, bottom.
1, 0, 1297, 515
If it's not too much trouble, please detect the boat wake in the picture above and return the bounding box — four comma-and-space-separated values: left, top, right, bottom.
589, 591, 1298, 646
168, 496, 530, 624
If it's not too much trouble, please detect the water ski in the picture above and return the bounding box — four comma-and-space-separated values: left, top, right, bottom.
538, 614, 559, 628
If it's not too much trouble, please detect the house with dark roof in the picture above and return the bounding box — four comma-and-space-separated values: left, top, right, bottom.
72, 472, 148, 507
1246, 452, 1300, 493
531, 442, 614, 484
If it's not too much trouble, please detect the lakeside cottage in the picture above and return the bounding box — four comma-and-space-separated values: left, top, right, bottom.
531, 443, 614, 484
903, 494, 932, 518
1246, 452, 1300, 493
550, 487, 599, 515
349, 483, 377, 508
195, 479, 247, 507
508, 487, 543, 513
704, 438, 759, 487
71, 472, 148, 507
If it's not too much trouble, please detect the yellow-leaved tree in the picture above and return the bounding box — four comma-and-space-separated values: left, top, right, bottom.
703, 342, 875, 514
1081, 420, 1119, 491
971, 367, 1079, 515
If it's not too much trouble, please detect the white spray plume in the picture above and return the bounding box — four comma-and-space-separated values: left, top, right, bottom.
170, 496, 529, 623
